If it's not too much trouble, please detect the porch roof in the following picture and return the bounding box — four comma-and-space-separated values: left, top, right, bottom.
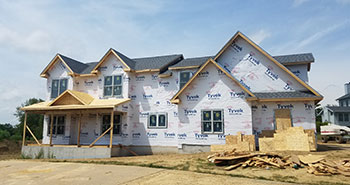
21, 90, 131, 111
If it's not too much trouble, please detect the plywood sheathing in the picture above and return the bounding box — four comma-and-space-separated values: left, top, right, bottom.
211, 132, 256, 152
259, 127, 316, 152
274, 109, 292, 130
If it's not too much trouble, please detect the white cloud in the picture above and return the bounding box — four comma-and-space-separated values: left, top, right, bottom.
249, 30, 271, 44
0, 26, 52, 52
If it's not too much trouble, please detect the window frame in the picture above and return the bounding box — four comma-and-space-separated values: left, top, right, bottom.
179, 71, 192, 89
201, 109, 224, 134
147, 112, 168, 129
51, 78, 68, 99
101, 114, 122, 135
103, 75, 123, 97
47, 115, 66, 136
339, 113, 344, 122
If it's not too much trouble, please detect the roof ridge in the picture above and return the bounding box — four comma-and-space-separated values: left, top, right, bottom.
272, 53, 313, 57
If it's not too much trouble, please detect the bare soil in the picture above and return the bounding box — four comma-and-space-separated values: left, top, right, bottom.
57, 142, 350, 185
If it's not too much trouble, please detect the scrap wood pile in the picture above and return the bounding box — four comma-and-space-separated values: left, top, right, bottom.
207, 149, 350, 176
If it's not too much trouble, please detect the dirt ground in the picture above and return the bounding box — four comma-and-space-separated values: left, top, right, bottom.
1, 141, 350, 185
0, 160, 293, 185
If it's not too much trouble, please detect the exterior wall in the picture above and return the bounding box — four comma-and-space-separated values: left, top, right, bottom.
321, 108, 335, 123
216, 37, 307, 92
74, 54, 130, 99
285, 64, 309, 82
177, 62, 252, 146
46, 59, 73, 101
252, 101, 316, 134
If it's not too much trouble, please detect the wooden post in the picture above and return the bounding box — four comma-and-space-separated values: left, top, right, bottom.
77, 113, 82, 147
49, 114, 54, 146
22, 112, 27, 146
109, 110, 114, 148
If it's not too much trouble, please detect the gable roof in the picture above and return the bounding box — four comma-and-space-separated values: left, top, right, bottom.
214, 31, 322, 98
40, 54, 76, 77
170, 58, 256, 103
92, 48, 134, 72
48, 90, 94, 106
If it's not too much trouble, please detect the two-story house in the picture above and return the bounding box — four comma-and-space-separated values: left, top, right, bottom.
21, 31, 322, 159
322, 82, 350, 126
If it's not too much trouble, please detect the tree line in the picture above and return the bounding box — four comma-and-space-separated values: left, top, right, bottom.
0, 98, 43, 141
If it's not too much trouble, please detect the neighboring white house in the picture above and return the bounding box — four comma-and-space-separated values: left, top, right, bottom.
322, 82, 350, 126
21, 31, 323, 158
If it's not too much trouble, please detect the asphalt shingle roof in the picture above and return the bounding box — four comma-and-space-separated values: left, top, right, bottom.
253, 91, 318, 99
169, 56, 214, 68
132, 54, 183, 70
58, 54, 88, 73
326, 106, 350, 112
273, 53, 314, 64
57, 51, 315, 75
336, 94, 350, 101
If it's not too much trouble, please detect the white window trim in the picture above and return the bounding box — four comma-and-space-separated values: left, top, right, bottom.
201, 109, 224, 134
148, 112, 168, 129
103, 75, 123, 98
179, 71, 193, 89
51, 78, 68, 99
101, 114, 122, 135
47, 115, 66, 136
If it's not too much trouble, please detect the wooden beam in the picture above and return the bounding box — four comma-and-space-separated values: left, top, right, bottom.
168, 65, 199, 70
26, 125, 41, 146
49, 114, 54, 146
77, 113, 82, 147
109, 110, 114, 148
22, 112, 27, 146
89, 127, 112, 147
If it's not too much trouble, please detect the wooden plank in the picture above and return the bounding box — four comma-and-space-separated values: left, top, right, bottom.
213, 153, 258, 162
252, 157, 283, 168
22, 112, 27, 146
89, 127, 112, 147
224, 162, 244, 171
77, 113, 82, 147
109, 110, 114, 148
274, 109, 292, 130
26, 126, 41, 146
49, 114, 54, 146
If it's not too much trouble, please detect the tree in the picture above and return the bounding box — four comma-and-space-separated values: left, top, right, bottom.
14, 98, 44, 140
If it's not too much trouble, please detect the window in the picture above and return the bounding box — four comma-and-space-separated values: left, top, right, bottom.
51, 79, 68, 99
104, 75, 122, 97
340, 101, 344, 107
101, 114, 121, 135
339, 113, 344, 122
346, 100, 349, 107
201, 110, 224, 134
148, 113, 168, 129
179, 72, 192, 89
47, 116, 65, 135
345, 113, 349, 122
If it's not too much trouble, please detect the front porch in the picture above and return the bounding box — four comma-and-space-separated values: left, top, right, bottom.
20, 90, 133, 159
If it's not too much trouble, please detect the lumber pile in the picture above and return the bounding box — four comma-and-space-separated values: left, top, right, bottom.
208, 151, 350, 177
259, 127, 317, 152
211, 132, 256, 152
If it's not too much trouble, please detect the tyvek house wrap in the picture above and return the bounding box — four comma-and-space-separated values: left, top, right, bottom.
251, 101, 316, 135
177, 62, 252, 146
216, 36, 307, 92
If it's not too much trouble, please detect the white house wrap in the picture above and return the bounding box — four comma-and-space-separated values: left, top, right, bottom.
22, 31, 322, 157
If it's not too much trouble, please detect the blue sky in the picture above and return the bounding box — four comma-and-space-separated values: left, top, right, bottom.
0, 0, 349, 124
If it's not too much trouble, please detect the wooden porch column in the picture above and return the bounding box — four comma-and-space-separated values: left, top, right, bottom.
22, 112, 27, 146
49, 114, 54, 146
109, 109, 114, 148
77, 113, 82, 147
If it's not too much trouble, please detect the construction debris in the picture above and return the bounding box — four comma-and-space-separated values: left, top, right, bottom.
259, 127, 317, 152
208, 150, 350, 177
210, 132, 256, 152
